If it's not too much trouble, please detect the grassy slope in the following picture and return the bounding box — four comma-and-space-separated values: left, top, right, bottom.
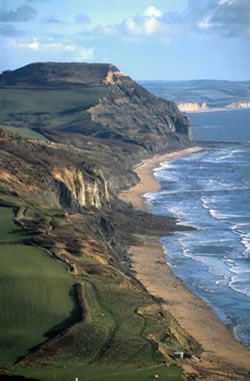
0, 202, 190, 380
0, 87, 108, 139
0, 207, 75, 366
0, 88, 108, 115
12, 275, 185, 381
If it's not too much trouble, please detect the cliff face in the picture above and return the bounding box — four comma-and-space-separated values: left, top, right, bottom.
89, 69, 191, 151
52, 167, 110, 210
0, 63, 191, 154
178, 102, 208, 113
0, 62, 192, 208
0, 62, 194, 267
226, 101, 250, 110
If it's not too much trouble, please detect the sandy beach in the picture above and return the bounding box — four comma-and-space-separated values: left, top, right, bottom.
120, 146, 250, 380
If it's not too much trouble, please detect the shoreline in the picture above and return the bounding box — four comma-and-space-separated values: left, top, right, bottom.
120, 147, 204, 212
184, 107, 250, 114
120, 146, 250, 379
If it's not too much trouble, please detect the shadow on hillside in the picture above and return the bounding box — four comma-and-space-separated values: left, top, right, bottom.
16, 283, 83, 364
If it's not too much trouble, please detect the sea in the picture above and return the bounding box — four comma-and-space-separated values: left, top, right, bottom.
145, 109, 250, 348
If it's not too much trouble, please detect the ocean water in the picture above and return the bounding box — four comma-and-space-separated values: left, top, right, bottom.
145, 109, 250, 347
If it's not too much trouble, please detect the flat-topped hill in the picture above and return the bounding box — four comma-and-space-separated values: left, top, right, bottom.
0, 62, 191, 152
0, 62, 121, 88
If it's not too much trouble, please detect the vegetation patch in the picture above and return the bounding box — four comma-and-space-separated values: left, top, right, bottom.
0, 207, 29, 242
0, 125, 47, 141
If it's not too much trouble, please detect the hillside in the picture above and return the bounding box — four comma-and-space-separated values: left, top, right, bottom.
140, 80, 250, 112
0, 63, 198, 381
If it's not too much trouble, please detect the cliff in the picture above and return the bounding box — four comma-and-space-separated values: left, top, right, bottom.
0, 63, 199, 377
178, 101, 250, 113
0, 62, 191, 152
140, 80, 250, 112
226, 101, 250, 110
178, 102, 208, 113
0, 62, 193, 205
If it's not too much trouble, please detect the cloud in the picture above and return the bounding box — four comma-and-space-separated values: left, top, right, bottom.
107, 5, 171, 38
197, 15, 213, 30
42, 17, 63, 24
217, 0, 235, 5
0, 5, 37, 22
193, 0, 250, 38
73, 1, 250, 46
74, 13, 91, 24
143, 6, 162, 18
11, 38, 95, 60
0, 25, 25, 37
124, 6, 165, 36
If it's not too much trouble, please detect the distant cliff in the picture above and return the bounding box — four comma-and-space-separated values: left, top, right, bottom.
177, 101, 250, 113
140, 79, 250, 112
226, 101, 250, 110
178, 102, 208, 113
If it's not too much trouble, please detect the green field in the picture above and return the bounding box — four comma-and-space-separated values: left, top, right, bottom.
12, 364, 182, 381
0, 207, 75, 366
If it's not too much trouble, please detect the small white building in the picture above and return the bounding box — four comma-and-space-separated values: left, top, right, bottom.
173, 351, 184, 359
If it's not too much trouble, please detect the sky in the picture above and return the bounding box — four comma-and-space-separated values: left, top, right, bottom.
0, 0, 249, 80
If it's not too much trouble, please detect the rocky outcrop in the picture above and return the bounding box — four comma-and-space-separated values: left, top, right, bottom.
52, 167, 109, 210
104, 67, 127, 85
89, 72, 192, 152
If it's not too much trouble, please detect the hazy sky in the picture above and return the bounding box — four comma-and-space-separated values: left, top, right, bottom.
0, 0, 249, 80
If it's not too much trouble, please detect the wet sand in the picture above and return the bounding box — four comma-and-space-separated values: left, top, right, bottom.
120, 146, 250, 380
